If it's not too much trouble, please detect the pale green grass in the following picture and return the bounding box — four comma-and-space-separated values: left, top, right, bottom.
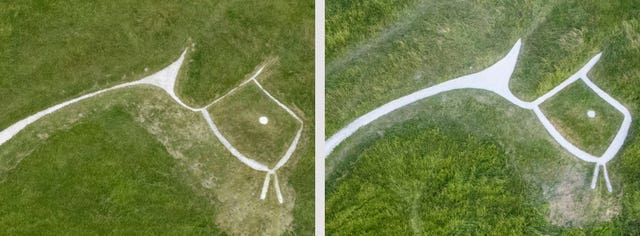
327, 91, 624, 234
540, 80, 624, 156
208, 81, 301, 166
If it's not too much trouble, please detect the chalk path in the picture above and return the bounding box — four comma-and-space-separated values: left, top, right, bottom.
325, 39, 631, 192
0, 49, 303, 203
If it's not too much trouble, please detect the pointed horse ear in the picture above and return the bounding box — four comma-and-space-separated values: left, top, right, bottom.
465, 38, 532, 108
473, 38, 522, 84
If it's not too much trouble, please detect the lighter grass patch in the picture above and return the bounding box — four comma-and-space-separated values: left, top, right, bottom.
207, 82, 300, 166
540, 80, 624, 156
0, 87, 298, 235
544, 164, 621, 227
558, 28, 586, 52
622, 20, 640, 49
124, 89, 297, 235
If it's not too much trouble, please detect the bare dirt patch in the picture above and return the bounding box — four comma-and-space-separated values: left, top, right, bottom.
544, 163, 621, 227
126, 88, 297, 235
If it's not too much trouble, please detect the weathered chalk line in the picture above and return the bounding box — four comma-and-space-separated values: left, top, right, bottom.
325, 39, 631, 192
0, 48, 303, 203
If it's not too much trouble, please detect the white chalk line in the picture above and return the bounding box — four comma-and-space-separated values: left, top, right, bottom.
201, 110, 270, 172
202, 73, 303, 204
0, 48, 303, 203
205, 66, 265, 108
0, 49, 189, 147
326, 39, 632, 192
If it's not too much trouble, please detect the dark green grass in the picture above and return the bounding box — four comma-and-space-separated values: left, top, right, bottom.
0, 0, 314, 135
208, 82, 300, 165
326, 0, 639, 135
0, 106, 223, 235
327, 127, 547, 235
540, 80, 624, 156
0, 83, 313, 235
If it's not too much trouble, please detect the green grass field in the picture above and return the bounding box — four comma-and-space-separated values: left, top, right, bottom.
0, 107, 223, 235
327, 0, 640, 234
0, 1, 313, 235
328, 127, 545, 234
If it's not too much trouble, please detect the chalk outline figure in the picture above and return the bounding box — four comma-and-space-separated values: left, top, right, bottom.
0, 49, 303, 203
325, 39, 632, 192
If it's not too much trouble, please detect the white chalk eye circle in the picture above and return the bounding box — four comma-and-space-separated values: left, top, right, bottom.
587, 110, 596, 118
259, 116, 269, 125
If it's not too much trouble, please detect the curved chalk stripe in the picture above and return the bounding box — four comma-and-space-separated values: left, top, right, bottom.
325, 39, 526, 156
581, 75, 632, 164
200, 71, 304, 204
201, 110, 270, 172
325, 39, 631, 192
138, 49, 199, 112
252, 78, 304, 171
0, 47, 304, 203
533, 107, 600, 163
0, 49, 190, 147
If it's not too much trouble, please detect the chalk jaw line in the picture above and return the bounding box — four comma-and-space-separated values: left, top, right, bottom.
326, 39, 632, 193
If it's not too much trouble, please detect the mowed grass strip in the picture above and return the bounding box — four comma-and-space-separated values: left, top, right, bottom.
208, 82, 300, 166
540, 80, 624, 156
0, 106, 223, 235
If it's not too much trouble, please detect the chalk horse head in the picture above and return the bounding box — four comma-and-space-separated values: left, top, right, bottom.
469, 39, 632, 192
